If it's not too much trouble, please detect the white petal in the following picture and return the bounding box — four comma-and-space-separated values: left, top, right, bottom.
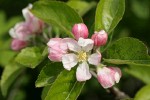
9, 28, 17, 38
62, 53, 78, 71
114, 73, 120, 83
67, 39, 81, 52
22, 4, 33, 21
78, 37, 94, 52
76, 62, 92, 81
88, 53, 101, 65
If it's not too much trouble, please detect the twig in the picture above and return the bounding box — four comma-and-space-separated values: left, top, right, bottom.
108, 86, 130, 100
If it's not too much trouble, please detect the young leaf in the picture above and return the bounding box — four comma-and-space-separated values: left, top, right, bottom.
95, 0, 125, 33
125, 65, 150, 84
15, 47, 44, 68
134, 85, 150, 100
44, 69, 85, 100
67, 1, 96, 16
35, 62, 63, 87
1, 63, 24, 96
31, 1, 83, 37
104, 37, 150, 66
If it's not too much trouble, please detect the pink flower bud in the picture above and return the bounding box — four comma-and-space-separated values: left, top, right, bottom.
72, 23, 89, 40
91, 30, 108, 46
11, 39, 28, 51
97, 66, 121, 88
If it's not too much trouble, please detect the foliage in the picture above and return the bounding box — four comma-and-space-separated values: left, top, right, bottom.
0, 0, 150, 100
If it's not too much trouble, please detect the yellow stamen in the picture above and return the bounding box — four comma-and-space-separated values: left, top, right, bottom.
77, 51, 87, 62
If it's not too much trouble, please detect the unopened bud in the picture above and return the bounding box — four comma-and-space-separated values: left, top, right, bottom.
91, 30, 108, 46
72, 23, 89, 40
97, 66, 121, 88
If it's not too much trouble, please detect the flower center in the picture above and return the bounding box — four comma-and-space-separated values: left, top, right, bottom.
77, 51, 87, 62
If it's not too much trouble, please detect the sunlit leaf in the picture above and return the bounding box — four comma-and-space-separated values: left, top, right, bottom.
95, 0, 125, 33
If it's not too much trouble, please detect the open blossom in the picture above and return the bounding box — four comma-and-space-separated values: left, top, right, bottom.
9, 4, 44, 51
62, 37, 101, 81
97, 66, 122, 88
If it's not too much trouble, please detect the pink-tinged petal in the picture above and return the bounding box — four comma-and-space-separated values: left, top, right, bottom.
88, 53, 101, 65
72, 23, 89, 40
9, 22, 32, 41
11, 39, 28, 51
22, 4, 44, 34
109, 67, 122, 83
67, 39, 81, 52
48, 49, 63, 62
97, 67, 115, 88
47, 38, 62, 47
60, 38, 72, 51
22, 4, 33, 22
62, 53, 78, 71
76, 62, 92, 82
78, 38, 94, 52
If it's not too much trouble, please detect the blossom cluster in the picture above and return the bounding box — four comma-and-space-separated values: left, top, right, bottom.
9, 4, 44, 51
47, 23, 122, 88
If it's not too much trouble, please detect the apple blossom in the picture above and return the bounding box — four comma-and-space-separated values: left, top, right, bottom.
97, 66, 122, 88
72, 23, 89, 40
91, 30, 108, 46
62, 37, 101, 81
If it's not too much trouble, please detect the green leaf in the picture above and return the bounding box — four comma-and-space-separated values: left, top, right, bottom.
35, 62, 63, 87
125, 65, 150, 84
104, 37, 150, 66
44, 69, 85, 100
1, 63, 24, 96
67, 1, 96, 16
15, 47, 44, 68
41, 85, 51, 100
31, 1, 83, 37
134, 85, 150, 100
0, 50, 16, 66
95, 0, 125, 33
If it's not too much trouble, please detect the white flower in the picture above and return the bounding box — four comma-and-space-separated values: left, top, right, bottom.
62, 37, 101, 82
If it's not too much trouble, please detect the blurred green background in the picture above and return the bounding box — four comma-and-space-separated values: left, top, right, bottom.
0, 0, 150, 100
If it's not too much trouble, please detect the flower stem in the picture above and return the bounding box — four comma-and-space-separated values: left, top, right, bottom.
108, 86, 130, 100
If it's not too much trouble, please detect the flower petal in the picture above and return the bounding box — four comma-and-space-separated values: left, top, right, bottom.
76, 62, 92, 82
78, 38, 94, 52
88, 53, 101, 65
67, 38, 81, 52
22, 4, 33, 22
47, 38, 62, 47
62, 53, 78, 71
48, 48, 64, 62
109, 67, 122, 83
